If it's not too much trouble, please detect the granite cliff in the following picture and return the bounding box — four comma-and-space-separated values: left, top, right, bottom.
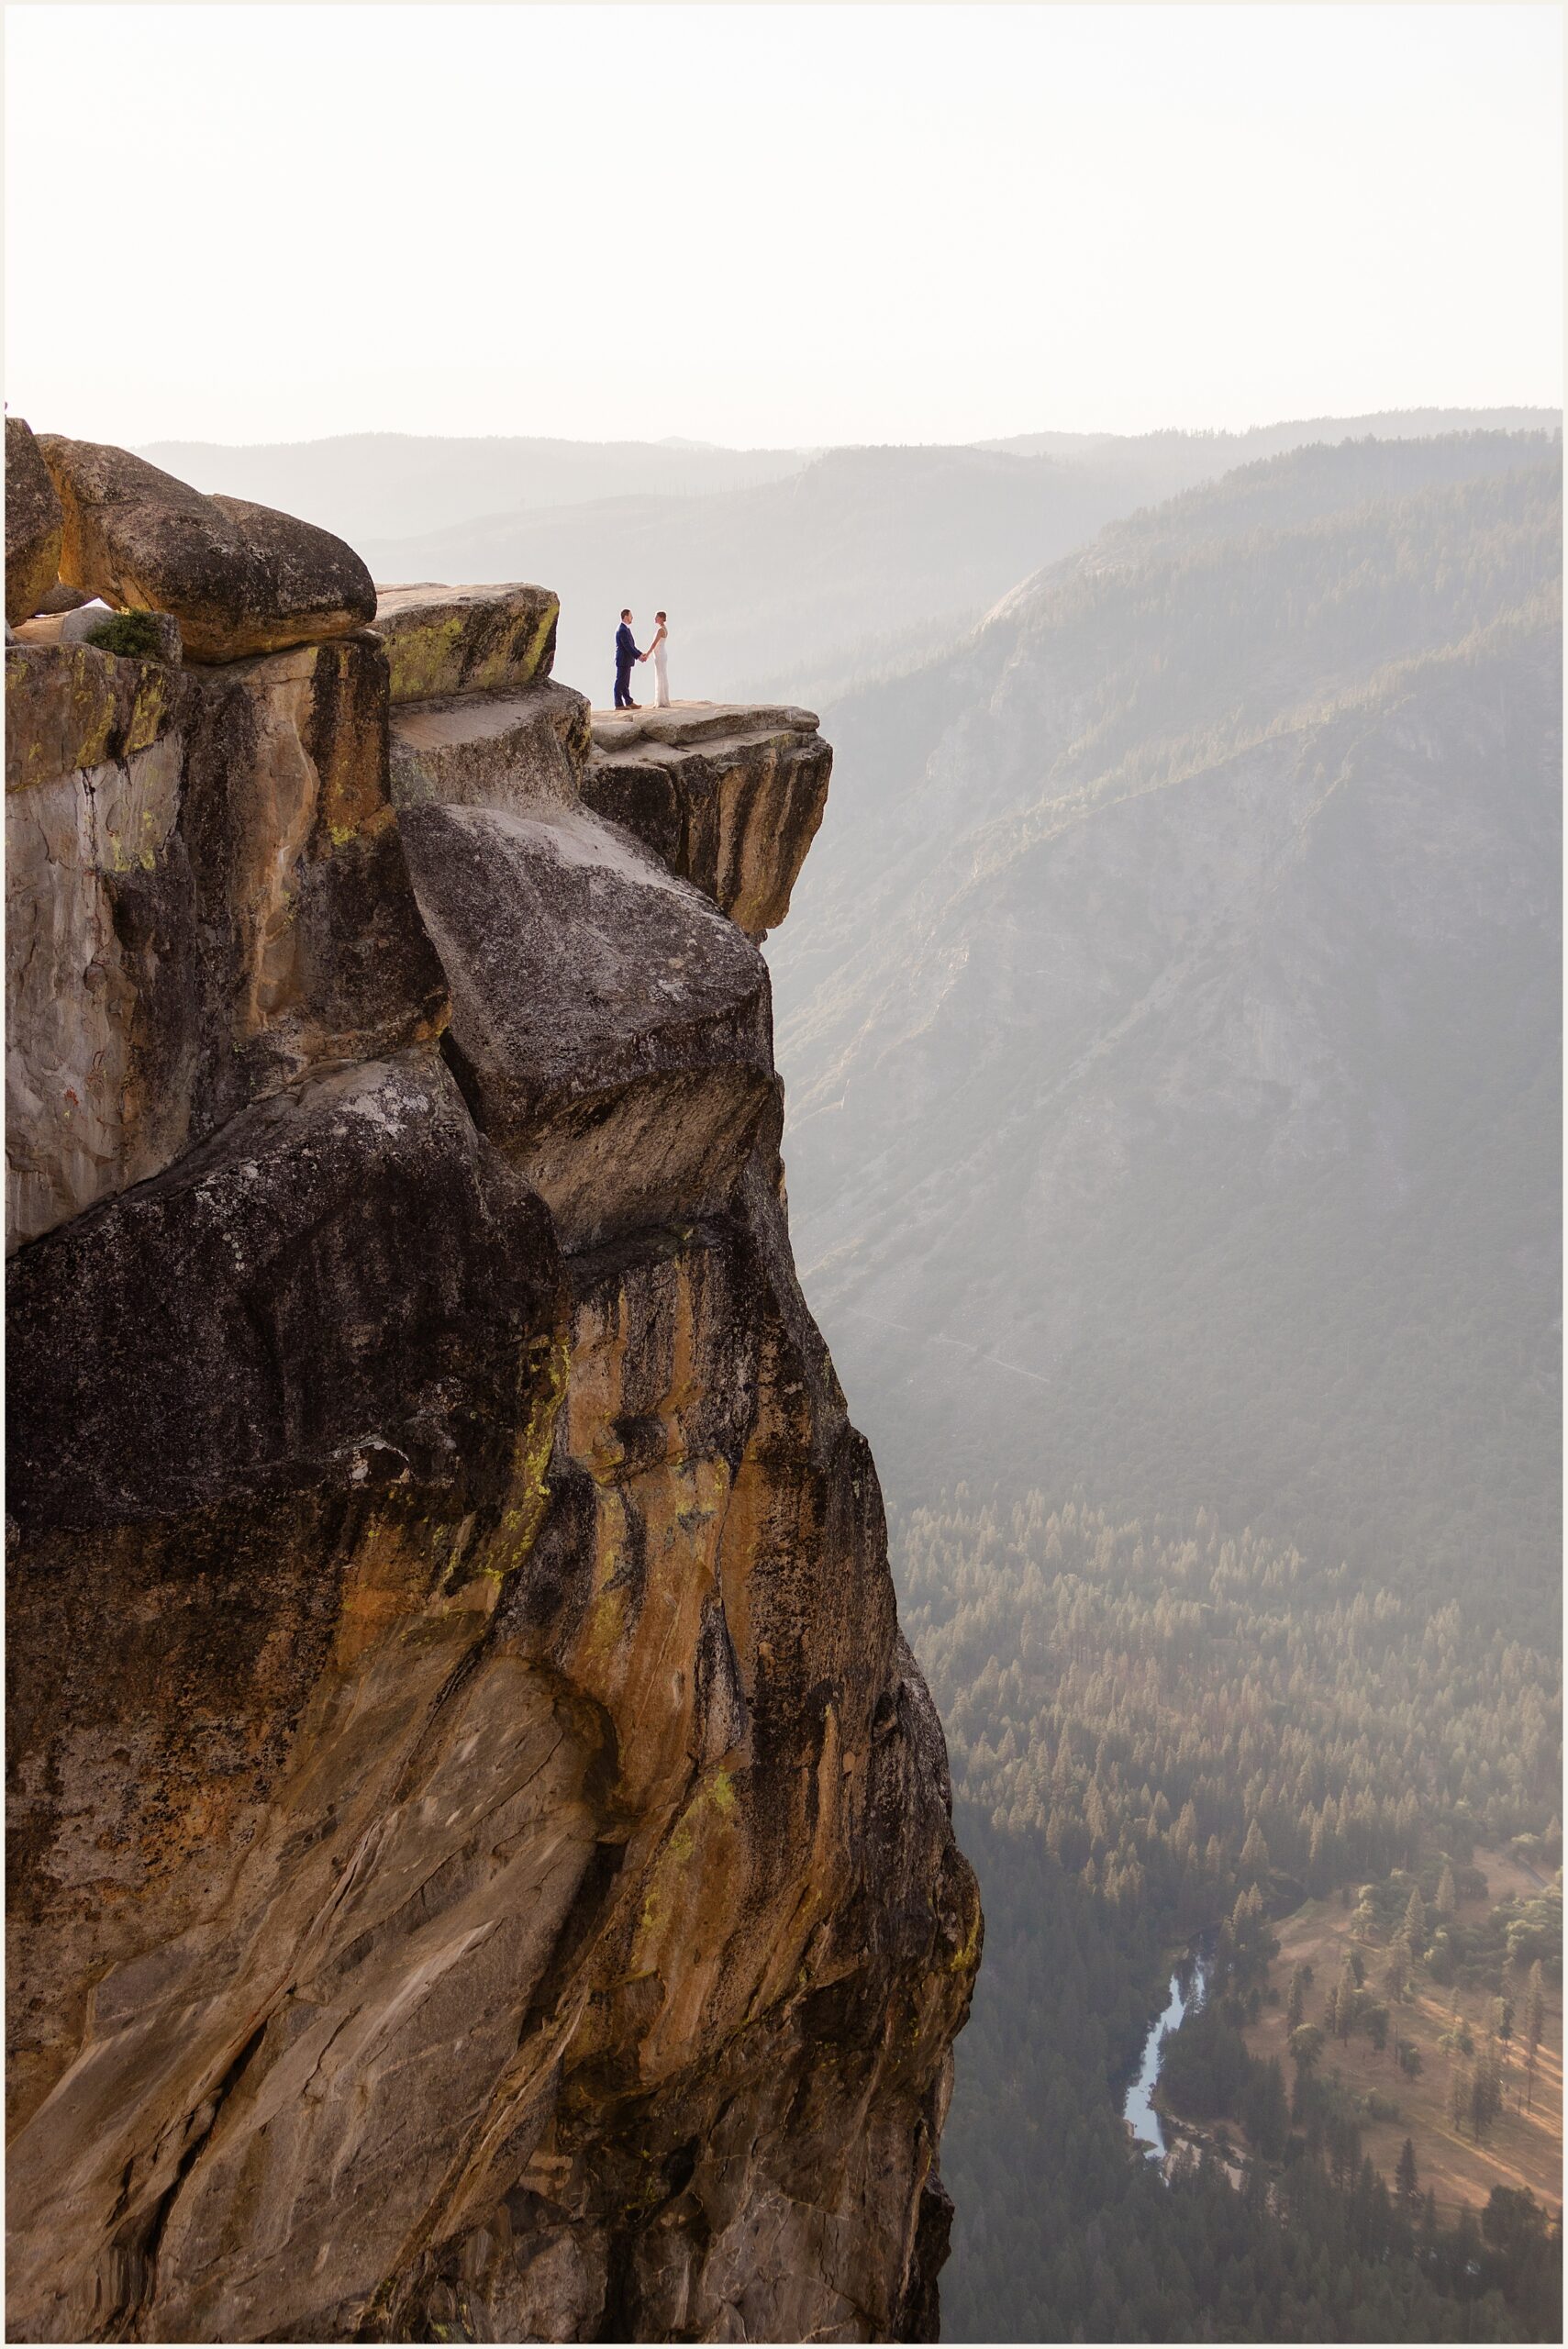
5, 425, 979, 2343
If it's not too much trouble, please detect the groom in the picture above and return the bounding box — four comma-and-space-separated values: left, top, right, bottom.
613, 608, 643, 710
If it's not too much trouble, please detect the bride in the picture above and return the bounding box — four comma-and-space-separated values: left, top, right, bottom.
647, 610, 671, 707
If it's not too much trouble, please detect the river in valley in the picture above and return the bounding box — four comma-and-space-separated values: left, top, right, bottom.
1122, 1940, 1214, 2161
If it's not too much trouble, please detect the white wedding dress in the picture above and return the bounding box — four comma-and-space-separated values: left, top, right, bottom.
650, 624, 671, 707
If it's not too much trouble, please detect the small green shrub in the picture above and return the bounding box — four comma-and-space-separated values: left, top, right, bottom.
84, 610, 168, 660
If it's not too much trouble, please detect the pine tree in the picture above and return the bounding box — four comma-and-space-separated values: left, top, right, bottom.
1288, 2022, 1325, 2083
1435, 1860, 1457, 1918
1439, 2007, 1474, 2067
1449, 2054, 1474, 2134
1402, 1887, 1426, 1952
1522, 1959, 1545, 2112
1307, 1815, 1329, 1892
1334, 1953, 1358, 2041
1471, 2051, 1502, 2144
1382, 1940, 1409, 2005
1396, 2137, 1419, 2208
1286, 1962, 1308, 2030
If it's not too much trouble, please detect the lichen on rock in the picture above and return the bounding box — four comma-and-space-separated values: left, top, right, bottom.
373, 582, 561, 705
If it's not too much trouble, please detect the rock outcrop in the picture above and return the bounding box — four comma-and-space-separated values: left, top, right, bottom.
373, 582, 560, 704
6, 417, 64, 627
389, 677, 591, 818
6, 455, 978, 2343
584, 704, 832, 939
37, 438, 377, 662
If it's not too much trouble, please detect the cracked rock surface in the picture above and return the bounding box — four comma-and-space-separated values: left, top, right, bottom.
6, 535, 978, 2343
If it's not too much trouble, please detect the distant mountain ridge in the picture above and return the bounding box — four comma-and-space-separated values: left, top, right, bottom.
137, 410, 1558, 709
980, 405, 1558, 462
767, 429, 1562, 1631
135, 431, 813, 547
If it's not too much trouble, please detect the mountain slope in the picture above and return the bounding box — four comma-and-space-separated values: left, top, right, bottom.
768, 432, 1562, 1631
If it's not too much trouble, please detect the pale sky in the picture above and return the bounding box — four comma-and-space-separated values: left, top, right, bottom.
5, 2, 1562, 449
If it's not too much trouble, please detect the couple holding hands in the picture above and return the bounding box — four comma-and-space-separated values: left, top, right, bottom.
612, 608, 671, 709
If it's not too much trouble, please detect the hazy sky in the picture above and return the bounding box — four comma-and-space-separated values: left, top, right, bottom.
6, 3, 1562, 449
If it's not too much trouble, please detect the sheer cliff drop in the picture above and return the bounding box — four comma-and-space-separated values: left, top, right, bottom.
6, 450, 980, 2345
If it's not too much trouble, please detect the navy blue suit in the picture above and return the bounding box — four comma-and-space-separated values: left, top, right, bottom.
614, 620, 641, 708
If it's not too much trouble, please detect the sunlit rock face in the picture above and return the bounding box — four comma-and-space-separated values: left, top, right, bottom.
584, 704, 832, 939
389, 680, 592, 816
372, 582, 560, 705
6, 504, 978, 2345
4, 630, 444, 1252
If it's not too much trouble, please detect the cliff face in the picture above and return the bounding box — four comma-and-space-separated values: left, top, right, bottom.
5, 439, 979, 2344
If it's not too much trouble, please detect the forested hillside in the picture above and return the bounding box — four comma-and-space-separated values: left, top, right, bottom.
900, 1492, 1562, 2341
770, 430, 1563, 1636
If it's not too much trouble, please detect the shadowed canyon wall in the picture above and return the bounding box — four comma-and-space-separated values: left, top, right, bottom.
5, 426, 980, 2344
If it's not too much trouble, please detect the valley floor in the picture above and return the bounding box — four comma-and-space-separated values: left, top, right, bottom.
1237, 1853, 1562, 2218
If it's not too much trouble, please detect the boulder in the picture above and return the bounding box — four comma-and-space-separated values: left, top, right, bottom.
36, 436, 376, 662
389, 679, 591, 817
372, 583, 559, 704
398, 798, 775, 1247
35, 582, 91, 616
584, 703, 832, 937
6, 418, 64, 627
